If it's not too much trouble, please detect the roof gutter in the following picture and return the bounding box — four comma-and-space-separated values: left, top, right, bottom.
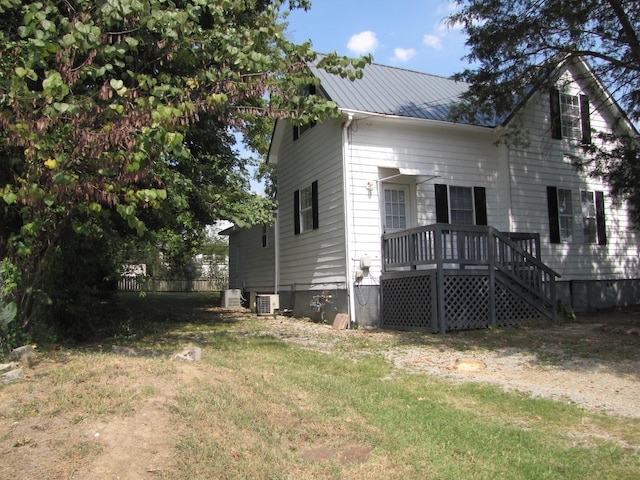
339, 108, 497, 134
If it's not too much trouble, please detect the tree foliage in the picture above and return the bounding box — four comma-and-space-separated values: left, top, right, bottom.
448, 0, 640, 225
0, 0, 370, 337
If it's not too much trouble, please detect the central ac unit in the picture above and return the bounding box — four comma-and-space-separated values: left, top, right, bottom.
221, 289, 242, 308
256, 294, 279, 315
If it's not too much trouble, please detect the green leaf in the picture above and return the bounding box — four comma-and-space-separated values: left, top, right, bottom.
53, 172, 72, 186
42, 72, 69, 101
61, 33, 76, 47
110, 79, 124, 90
1, 302, 17, 328
15, 67, 37, 80
3, 192, 17, 205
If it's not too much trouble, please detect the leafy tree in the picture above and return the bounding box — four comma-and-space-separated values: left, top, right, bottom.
0, 0, 370, 337
448, 0, 640, 224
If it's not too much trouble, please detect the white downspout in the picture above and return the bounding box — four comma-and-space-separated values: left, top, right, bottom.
342, 113, 356, 326
274, 209, 279, 294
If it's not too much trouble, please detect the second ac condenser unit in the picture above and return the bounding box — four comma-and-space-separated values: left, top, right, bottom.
256, 294, 279, 315
221, 289, 242, 308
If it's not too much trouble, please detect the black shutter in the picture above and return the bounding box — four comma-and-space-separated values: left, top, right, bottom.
550, 88, 562, 139
293, 125, 299, 142
311, 180, 319, 230
580, 94, 592, 145
547, 186, 560, 244
294, 189, 300, 235
595, 190, 606, 245
473, 187, 487, 226
435, 184, 449, 223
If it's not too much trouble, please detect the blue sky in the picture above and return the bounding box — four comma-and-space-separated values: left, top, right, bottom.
285, 0, 471, 77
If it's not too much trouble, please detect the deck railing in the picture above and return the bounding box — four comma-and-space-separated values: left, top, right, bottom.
382, 224, 560, 323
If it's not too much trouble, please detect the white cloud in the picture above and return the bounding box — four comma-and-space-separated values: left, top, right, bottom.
347, 30, 379, 55
393, 48, 416, 62
423, 34, 442, 50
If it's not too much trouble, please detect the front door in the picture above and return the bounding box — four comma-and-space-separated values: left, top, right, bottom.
382, 184, 411, 233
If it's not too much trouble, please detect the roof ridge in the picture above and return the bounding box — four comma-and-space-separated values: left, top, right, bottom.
314, 52, 466, 83
366, 60, 463, 83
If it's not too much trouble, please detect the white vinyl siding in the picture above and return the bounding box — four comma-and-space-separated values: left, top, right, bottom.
509, 64, 638, 279
343, 119, 500, 282
276, 119, 347, 289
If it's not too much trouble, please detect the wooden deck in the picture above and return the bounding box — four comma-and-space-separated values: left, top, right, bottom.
381, 224, 560, 333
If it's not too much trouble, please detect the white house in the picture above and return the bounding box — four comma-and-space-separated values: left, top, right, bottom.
226, 57, 640, 331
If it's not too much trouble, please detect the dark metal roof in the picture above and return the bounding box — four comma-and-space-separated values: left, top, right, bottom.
310, 61, 497, 127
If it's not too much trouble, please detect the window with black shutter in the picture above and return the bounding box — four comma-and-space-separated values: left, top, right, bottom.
549, 88, 592, 144
547, 186, 605, 245
434, 184, 487, 225
294, 180, 319, 234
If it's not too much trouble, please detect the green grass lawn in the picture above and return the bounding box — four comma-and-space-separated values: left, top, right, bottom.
1, 292, 638, 479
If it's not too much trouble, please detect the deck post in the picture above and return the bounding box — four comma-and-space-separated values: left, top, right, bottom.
488, 231, 496, 328
550, 275, 558, 323
435, 224, 446, 334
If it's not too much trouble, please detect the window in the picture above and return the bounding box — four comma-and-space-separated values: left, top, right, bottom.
294, 181, 319, 234
581, 190, 607, 244
560, 93, 582, 140
299, 186, 313, 231
557, 188, 574, 242
261, 225, 268, 248
549, 88, 591, 144
384, 187, 408, 231
435, 184, 487, 225
293, 84, 317, 141
293, 121, 316, 141
547, 186, 606, 244
449, 186, 474, 225
581, 191, 596, 243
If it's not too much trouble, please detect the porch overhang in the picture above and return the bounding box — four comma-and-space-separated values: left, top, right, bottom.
379, 167, 440, 184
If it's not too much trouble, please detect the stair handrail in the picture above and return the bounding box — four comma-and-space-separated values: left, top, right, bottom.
492, 228, 561, 280
491, 228, 561, 319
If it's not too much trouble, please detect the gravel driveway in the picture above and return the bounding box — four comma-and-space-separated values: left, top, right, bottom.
252, 308, 640, 419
